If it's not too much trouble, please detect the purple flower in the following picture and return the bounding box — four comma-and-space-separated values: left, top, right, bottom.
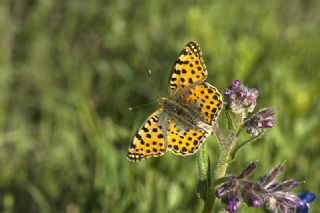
259, 162, 284, 187
251, 198, 263, 207
248, 197, 264, 207
246, 108, 276, 136
296, 191, 316, 213
237, 161, 257, 179
260, 163, 303, 213
224, 80, 259, 114
216, 178, 240, 212
266, 191, 300, 213
215, 162, 263, 211
215, 183, 227, 198
225, 194, 239, 212
215, 162, 304, 213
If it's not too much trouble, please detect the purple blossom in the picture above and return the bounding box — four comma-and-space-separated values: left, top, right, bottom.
215, 162, 263, 211
242, 187, 265, 207
224, 80, 259, 114
266, 191, 300, 213
215, 184, 227, 198
237, 161, 257, 179
249, 197, 264, 207
214, 162, 303, 213
251, 198, 263, 207
259, 162, 284, 187
225, 194, 239, 212
260, 164, 303, 213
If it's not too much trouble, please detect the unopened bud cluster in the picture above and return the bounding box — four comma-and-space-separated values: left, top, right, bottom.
224, 80, 259, 114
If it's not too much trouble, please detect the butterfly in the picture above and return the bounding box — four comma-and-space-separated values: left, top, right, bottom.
127, 41, 223, 162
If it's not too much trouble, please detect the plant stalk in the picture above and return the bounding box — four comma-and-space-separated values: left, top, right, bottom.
201, 111, 245, 212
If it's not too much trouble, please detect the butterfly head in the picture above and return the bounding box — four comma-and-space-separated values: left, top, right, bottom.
157, 97, 168, 107
158, 97, 181, 115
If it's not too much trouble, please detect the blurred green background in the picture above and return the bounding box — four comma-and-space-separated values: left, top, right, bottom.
0, 0, 319, 212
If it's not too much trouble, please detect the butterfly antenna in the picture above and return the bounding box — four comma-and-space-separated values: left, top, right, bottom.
128, 101, 157, 111
130, 68, 160, 111
140, 67, 155, 88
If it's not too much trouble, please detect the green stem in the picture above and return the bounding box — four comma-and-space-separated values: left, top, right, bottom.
202, 148, 231, 212
230, 132, 263, 160
201, 112, 245, 212
215, 111, 244, 177
214, 132, 237, 178
202, 192, 215, 213
202, 177, 228, 213
212, 123, 225, 150
225, 109, 236, 131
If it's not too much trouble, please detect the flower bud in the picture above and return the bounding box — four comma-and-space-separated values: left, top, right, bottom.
242, 188, 264, 208
259, 163, 284, 186
250, 198, 263, 207
237, 161, 258, 179
224, 192, 239, 213
215, 184, 226, 198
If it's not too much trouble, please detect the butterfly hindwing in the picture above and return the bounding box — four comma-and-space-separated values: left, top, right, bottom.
169, 41, 208, 93
127, 110, 167, 162
186, 82, 223, 125
167, 120, 209, 155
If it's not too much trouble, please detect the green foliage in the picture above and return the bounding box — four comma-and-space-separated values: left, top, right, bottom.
0, 0, 319, 212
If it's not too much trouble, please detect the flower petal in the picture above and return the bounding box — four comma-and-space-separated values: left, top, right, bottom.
299, 191, 316, 203
296, 204, 308, 213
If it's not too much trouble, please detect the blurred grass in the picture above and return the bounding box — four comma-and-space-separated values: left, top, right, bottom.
0, 0, 320, 212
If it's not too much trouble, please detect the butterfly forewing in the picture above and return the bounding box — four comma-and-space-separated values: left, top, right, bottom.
168, 41, 208, 93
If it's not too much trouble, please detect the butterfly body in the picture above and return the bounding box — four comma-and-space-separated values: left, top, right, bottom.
127, 41, 223, 162
159, 97, 210, 133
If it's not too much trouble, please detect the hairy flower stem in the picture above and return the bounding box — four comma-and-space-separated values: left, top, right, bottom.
215, 111, 244, 178
212, 123, 225, 150
200, 111, 246, 213
202, 177, 228, 213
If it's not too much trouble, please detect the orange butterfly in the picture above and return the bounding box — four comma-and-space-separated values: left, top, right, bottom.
127, 41, 223, 161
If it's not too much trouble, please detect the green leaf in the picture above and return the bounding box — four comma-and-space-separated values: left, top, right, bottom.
196, 143, 211, 200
